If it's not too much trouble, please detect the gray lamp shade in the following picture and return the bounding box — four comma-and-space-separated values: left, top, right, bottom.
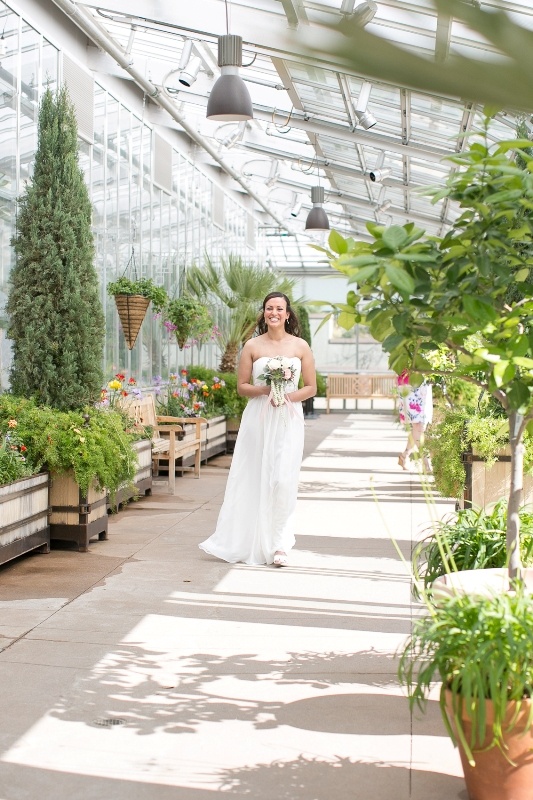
305, 206, 330, 231
206, 72, 253, 121
206, 35, 253, 121
305, 186, 330, 231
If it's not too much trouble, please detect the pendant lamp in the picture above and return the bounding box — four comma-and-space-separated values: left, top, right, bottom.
206, 35, 253, 121
305, 186, 330, 231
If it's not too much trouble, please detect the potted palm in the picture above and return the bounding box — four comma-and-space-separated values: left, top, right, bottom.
107, 274, 168, 350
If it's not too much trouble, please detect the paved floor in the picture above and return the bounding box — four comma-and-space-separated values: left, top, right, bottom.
0, 411, 466, 799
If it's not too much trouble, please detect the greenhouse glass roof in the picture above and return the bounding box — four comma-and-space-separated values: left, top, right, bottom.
62, 0, 533, 273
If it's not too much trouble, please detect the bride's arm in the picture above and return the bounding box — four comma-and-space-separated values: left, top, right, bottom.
286, 344, 317, 403
237, 343, 270, 398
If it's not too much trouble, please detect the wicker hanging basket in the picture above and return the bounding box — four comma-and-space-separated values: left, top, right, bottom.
114, 294, 150, 350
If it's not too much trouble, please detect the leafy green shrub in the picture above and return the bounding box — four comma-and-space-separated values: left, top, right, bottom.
315, 372, 327, 398
413, 499, 533, 596
0, 420, 35, 485
0, 395, 137, 495
426, 404, 533, 499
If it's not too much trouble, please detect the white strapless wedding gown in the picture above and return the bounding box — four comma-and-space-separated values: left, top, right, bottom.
199, 356, 304, 565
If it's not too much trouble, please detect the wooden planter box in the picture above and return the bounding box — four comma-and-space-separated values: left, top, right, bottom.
461, 446, 533, 509
109, 439, 152, 510
49, 471, 108, 552
0, 472, 50, 567
226, 416, 241, 454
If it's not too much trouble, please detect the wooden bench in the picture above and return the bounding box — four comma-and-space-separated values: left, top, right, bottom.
326, 373, 397, 413
121, 395, 205, 493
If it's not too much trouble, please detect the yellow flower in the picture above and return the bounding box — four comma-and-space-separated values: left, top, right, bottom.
108, 380, 122, 390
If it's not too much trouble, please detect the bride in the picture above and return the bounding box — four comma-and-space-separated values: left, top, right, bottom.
198, 291, 316, 567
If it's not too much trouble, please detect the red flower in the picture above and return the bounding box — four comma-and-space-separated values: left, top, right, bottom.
128, 377, 136, 385
115, 373, 125, 381
20, 445, 27, 452
121, 390, 128, 396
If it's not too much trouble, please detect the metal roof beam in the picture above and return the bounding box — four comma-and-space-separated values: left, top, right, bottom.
278, 0, 308, 29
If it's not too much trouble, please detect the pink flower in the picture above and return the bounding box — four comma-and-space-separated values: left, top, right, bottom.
283, 368, 292, 380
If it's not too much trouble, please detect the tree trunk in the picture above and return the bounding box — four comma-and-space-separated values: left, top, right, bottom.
507, 410, 524, 579
219, 342, 239, 373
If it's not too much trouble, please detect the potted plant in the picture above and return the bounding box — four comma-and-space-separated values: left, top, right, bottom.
399, 582, 533, 800
107, 275, 168, 350
0, 395, 138, 551
0, 417, 50, 566
412, 500, 533, 597
164, 295, 214, 350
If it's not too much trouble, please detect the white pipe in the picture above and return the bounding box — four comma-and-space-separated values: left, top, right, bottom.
50, 0, 292, 231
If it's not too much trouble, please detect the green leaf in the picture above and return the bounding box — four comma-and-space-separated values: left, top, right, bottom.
382, 226, 410, 251
369, 311, 394, 341
346, 265, 380, 284
507, 382, 531, 414
382, 333, 405, 353
328, 229, 348, 255
513, 356, 533, 369
385, 264, 416, 295
366, 221, 385, 238
463, 296, 497, 325
338, 254, 379, 268
337, 310, 356, 330
493, 360, 515, 387
515, 268, 530, 282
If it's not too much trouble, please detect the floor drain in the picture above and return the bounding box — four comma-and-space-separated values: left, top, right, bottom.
92, 717, 126, 727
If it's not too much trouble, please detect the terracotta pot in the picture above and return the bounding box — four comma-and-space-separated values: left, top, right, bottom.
114, 294, 150, 350
445, 689, 533, 800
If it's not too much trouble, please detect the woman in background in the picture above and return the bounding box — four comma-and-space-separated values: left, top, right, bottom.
397, 370, 433, 471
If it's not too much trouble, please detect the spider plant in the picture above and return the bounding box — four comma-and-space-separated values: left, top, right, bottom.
412, 500, 533, 598
398, 582, 533, 766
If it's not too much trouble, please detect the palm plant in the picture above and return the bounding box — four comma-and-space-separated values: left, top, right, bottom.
185, 254, 295, 372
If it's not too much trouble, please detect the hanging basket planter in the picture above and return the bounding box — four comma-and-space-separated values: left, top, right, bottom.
114, 294, 151, 350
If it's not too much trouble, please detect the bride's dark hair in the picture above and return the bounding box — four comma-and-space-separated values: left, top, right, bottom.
256, 292, 300, 336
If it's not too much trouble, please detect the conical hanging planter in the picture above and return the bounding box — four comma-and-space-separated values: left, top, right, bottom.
114, 294, 150, 350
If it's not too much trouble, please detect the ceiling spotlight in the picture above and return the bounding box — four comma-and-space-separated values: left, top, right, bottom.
346, 0, 378, 26
355, 109, 377, 129
305, 186, 330, 231
179, 58, 201, 87
206, 35, 253, 121
290, 195, 303, 218
221, 121, 247, 148
266, 160, 279, 188
355, 80, 377, 129
368, 168, 391, 183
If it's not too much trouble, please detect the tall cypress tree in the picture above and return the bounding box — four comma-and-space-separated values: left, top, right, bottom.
7, 86, 104, 410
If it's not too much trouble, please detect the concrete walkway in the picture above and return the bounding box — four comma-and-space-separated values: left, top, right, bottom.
0, 412, 466, 799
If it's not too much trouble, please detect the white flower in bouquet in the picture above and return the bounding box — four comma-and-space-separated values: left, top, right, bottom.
259, 356, 296, 407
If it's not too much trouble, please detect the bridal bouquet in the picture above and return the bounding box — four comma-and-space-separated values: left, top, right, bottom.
258, 356, 296, 407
